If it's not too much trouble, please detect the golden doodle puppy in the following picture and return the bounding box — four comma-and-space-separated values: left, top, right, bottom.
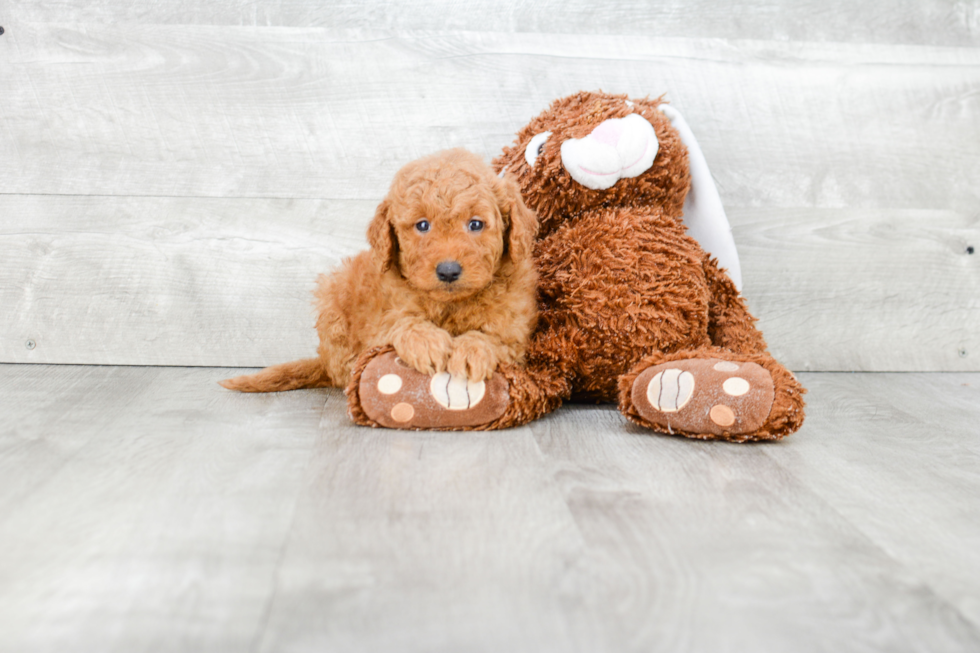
221, 149, 539, 399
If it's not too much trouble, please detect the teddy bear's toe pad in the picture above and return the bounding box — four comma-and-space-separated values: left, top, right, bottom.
631, 359, 774, 436
359, 351, 509, 429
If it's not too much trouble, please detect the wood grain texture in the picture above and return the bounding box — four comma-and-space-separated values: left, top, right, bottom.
1, 364, 979, 651
0, 195, 362, 366
0, 364, 325, 652
1, 22, 977, 370
253, 418, 587, 653
2, 0, 979, 46
3, 197, 976, 370
1, 25, 978, 213
736, 208, 980, 372
525, 403, 980, 651
1, 2, 977, 650
763, 372, 980, 632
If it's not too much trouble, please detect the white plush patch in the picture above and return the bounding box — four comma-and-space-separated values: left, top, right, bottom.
658, 104, 743, 290
722, 377, 750, 396
377, 374, 403, 395
646, 368, 695, 412
559, 114, 659, 191
524, 132, 551, 167
430, 372, 486, 410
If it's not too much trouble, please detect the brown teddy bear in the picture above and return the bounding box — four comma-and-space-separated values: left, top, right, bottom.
350, 91, 806, 441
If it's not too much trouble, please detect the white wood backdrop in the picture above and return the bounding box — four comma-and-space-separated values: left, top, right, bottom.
4, 1, 979, 46
0, 5, 978, 370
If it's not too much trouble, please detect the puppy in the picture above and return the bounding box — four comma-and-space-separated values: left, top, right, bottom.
220, 148, 538, 394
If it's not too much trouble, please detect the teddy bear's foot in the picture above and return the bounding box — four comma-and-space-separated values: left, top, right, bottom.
356, 350, 509, 429
630, 358, 775, 438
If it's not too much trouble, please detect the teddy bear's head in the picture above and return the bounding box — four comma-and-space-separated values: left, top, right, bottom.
493, 91, 691, 237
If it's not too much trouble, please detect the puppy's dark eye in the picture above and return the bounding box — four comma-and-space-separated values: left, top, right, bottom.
415, 220, 430, 233
468, 219, 484, 232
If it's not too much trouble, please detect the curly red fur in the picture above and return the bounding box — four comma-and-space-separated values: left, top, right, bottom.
473, 90, 806, 440
221, 149, 538, 392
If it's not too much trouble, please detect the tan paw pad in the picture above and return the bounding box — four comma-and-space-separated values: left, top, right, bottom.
646, 369, 695, 412
390, 402, 415, 422
357, 350, 509, 429
377, 374, 403, 394
722, 377, 749, 396
631, 358, 775, 437
430, 373, 486, 410
709, 404, 736, 427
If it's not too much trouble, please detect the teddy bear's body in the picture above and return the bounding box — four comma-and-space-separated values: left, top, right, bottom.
532, 203, 713, 401
351, 91, 805, 441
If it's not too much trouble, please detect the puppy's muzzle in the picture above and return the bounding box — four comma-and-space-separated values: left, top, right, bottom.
436, 261, 463, 283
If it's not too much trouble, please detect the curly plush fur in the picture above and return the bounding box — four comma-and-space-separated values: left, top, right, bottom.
348, 91, 806, 441
220, 148, 538, 393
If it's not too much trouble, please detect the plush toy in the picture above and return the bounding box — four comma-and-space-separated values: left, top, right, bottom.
349, 91, 805, 441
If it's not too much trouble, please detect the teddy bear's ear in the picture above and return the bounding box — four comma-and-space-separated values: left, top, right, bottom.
367, 199, 399, 273
658, 105, 743, 291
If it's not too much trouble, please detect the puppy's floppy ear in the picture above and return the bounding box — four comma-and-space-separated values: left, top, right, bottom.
367, 199, 399, 273
493, 173, 538, 264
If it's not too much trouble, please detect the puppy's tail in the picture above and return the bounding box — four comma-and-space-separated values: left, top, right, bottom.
219, 358, 333, 393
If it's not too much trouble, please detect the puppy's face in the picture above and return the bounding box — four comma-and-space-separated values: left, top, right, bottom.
368, 149, 537, 303
391, 183, 503, 301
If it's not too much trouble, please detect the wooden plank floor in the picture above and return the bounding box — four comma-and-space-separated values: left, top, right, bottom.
1, 364, 978, 652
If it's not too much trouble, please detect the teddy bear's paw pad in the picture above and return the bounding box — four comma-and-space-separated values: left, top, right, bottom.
358, 351, 508, 429
631, 359, 774, 436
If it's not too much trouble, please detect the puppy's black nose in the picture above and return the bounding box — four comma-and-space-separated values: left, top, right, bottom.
436, 261, 462, 283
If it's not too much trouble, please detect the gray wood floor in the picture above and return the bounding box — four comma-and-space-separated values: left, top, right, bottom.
1, 364, 978, 652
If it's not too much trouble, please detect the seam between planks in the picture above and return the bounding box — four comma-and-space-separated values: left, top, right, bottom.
756, 445, 980, 636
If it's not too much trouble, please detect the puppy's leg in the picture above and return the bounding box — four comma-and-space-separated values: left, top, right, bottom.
388, 317, 454, 376
447, 331, 519, 381
348, 322, 575, 430
346, 346, 570, 430
346, 346, 511, 429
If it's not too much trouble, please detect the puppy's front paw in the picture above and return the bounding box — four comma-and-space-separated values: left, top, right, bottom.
392, 327, 453, 376
448, 334, 499, 380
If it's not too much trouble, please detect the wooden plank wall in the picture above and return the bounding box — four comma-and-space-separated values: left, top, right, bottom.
1, 2, 978, 370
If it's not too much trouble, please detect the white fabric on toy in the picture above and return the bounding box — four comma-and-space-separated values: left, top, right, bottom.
658, 105, 742, 290
560, 114, 659, 191
524, 132, 551, 167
